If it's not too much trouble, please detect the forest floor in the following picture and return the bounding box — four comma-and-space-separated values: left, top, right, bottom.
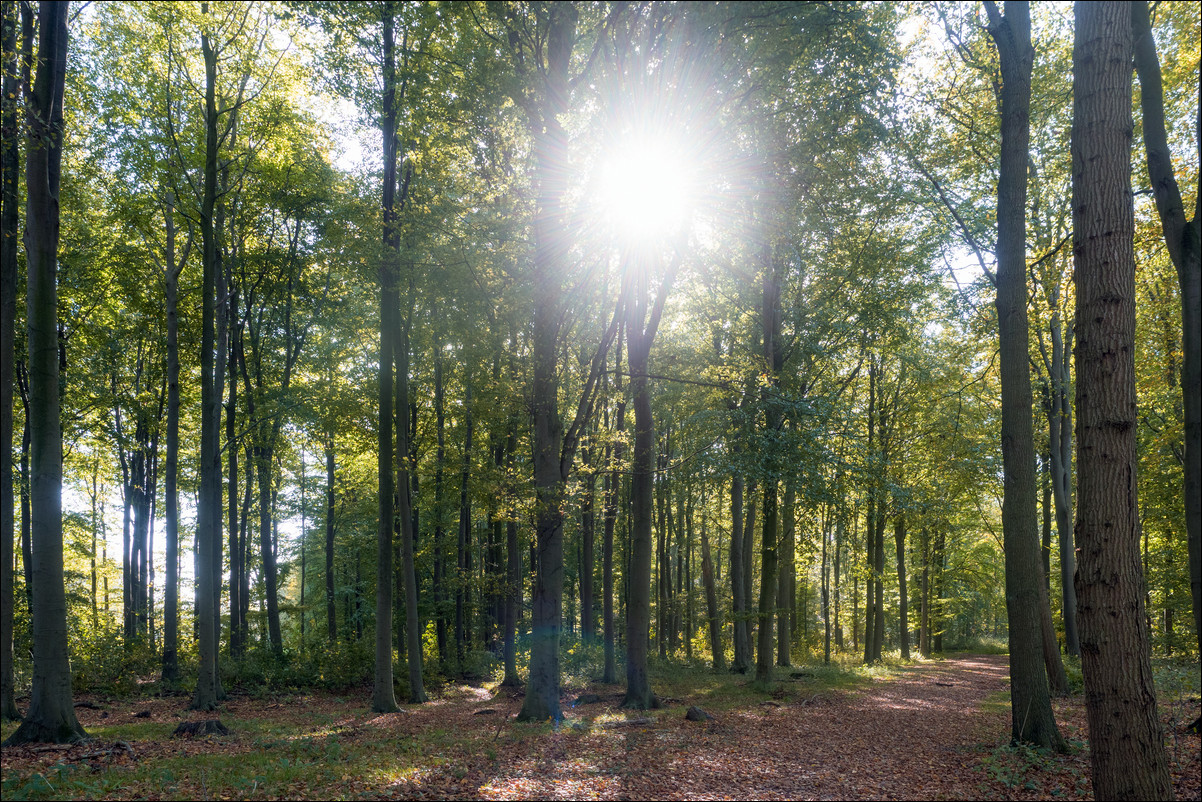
1, 653, 1199, 801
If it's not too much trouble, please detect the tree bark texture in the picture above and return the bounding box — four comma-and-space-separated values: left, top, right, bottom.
517, 2, 577, 723
1131, 0, 1202, 669
984, 0, 1065, 751
1072, 3, 1173, 796
4, 1, 84, 744
0, 0, 22, 722
372, 4, 400, 714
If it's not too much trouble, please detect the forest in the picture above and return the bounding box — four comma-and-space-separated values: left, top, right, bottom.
0, 1, 1199, 800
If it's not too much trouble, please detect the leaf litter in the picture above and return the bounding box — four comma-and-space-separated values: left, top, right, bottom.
1, 654, 1197, 800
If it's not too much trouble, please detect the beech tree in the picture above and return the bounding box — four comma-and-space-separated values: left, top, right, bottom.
4, 0, 86, 745
1131, 0, 1201, 682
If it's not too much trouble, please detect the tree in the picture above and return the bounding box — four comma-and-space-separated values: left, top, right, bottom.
982, 0, 1064, 751
1131, 0, 1201, 682
4, 0, 86, 745
0, 0, 23, 722
1072, 3, 1173, 797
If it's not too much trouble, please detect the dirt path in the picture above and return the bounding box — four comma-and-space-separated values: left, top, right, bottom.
472, 655, 1015, 801
4, 654, 1198, 800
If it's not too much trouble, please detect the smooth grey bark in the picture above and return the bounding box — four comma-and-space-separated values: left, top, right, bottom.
1072, 3, 1173, 796
1131, 0, 1202, 673
983, 0, 1065, 751
4, 1, 84, 744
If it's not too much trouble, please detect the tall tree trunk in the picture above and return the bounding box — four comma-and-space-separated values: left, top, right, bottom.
730, 473, 748, 673
983, 0, 1064, 751
756, 250, 783, 684
227, 307, 242, 657
191, 15, 222, 712
699, 492, 724, 671
325, 433, 336, 643
623, 265, 659, 710
919, 526, 930, 658
455, 377, 473, 665
515, 3, 578, 724
601, 330, 625, 683
501, 416, 522, 687
863, 361, 877, 664
1131, 0, 1202, 684
893, 512, 909, 660
161, 198, 186, 682
1048, 311, 1079, 656
777, 479, 795, 666
372, 4, 401, 714
433, 353, 448, 665
742, 481, 756, 657
0, 0, 22, 720
257, 446, 281, 653
580, 445, 596, 643
395, 303, 425, 702
1072, 3, 1172, 795
4, 1, 84, 744
834, 506, 843, 651
932, 529, 944, 653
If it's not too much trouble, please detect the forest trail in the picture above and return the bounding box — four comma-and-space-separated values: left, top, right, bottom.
4, 653, 1199, 801
476, 654, 1016, 801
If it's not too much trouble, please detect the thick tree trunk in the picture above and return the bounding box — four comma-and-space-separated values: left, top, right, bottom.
516, 3, 578, 724
372, 6, 400, 714
984, 0, 1064, 751
4, 2, 84, 744
1072, 3, 1172, 795
623, 320, 658, 709
1131, 0, 1202, 677
0, 0, 21, 719
191, 18, 221, 713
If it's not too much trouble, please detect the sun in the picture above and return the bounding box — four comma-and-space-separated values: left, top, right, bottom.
597, 134, 696, 246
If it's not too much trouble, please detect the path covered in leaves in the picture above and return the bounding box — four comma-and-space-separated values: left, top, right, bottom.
2, 654, 1199, 800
